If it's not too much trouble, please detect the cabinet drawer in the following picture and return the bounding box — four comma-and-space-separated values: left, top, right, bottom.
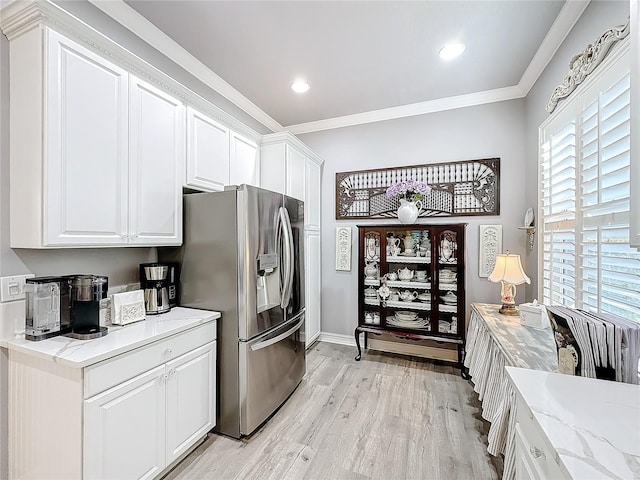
516, 403, 566, 479
84, 322, 216, 398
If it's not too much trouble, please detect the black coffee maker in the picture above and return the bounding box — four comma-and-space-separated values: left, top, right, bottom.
67, 275, 109, 339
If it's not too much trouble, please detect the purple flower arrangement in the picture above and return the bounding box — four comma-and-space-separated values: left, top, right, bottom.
385, 179, 431, 202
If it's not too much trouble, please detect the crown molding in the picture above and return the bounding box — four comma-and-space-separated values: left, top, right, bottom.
287, 85, 525, 135
0, 0, 264, 142
518, 0, 590, 95
261, 131, 325, 165
2, 0, 591, 136
88, 0, 285, 133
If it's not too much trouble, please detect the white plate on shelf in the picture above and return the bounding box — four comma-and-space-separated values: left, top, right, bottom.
387, 317, 429, 329
395, 310, 418, 321
524, 207, 535, 227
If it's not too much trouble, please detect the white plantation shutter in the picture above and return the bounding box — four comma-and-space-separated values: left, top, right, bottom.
540, 45, 640, 322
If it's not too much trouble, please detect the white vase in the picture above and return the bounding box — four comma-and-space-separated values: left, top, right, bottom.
397, 199, 422, 224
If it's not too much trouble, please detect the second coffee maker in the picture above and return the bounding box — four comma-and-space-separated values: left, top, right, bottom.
67, 275, 109, 339
140, 263, 173, 315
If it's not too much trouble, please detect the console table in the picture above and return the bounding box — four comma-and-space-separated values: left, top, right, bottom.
464, 303, 557, 480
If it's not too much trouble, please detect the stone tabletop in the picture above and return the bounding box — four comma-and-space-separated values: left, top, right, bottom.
471, 303, 558, 371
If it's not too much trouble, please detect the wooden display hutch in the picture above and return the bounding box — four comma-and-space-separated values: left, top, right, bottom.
355, 223, 467, 373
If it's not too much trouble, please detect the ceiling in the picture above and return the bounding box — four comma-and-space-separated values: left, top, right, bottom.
113, 0, 574, 133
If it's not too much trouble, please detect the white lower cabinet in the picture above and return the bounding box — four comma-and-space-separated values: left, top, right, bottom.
514, 398, 566, 480
85, 342, 215, 479
84, 366, 167, 480
305, 230, 321, 347
165, 343, 217, 464
8, 319, 216, 480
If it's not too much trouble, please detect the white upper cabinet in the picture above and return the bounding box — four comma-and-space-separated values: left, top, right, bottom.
8, 28, 184, 248
261, 132, 323, 229
185, 107, 230, 192
261, 132, 324, 348
129, 78, 184, 246
285, 145, 306, 201
230, 131, 260, 187
44, 29, 130, 246
305, 158, 321, 231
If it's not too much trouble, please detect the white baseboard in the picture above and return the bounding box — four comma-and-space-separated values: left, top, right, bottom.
318, 332, 356, 347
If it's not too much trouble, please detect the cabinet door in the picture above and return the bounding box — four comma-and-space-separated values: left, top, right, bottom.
259, 142, 286, 194
186, 107, 230, 191
305, 231, 321, 347
285, 145, 306, 201
84, 365, 166, 480
230, 131, 260, 186
46, 30, 129, 246
129, 77, 185, 246
305, 158, 321, 230
166, 342, 216, 464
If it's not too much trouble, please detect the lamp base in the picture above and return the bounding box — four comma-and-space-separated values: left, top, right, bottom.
499, 303, 519, 316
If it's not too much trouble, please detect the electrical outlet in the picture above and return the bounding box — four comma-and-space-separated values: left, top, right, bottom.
0, 274, 35, 302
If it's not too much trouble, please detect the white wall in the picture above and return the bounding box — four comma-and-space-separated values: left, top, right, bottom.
523, 0, 630, 300
300, 99, 528, 337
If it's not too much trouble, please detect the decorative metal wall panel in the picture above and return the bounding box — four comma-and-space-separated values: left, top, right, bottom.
335, 226, 352, 271
336, 158, 500, 220
479, 224, 503, 278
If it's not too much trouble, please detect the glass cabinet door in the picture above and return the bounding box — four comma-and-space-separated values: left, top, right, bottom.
361, 230, 381, 326
436, 228, 460, 335
380, 227, 432, 333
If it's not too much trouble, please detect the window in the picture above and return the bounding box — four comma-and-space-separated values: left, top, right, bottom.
540, 44, 640, 322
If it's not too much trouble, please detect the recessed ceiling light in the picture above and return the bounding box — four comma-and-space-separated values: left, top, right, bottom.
291, 79, 311, 94
439, 43, 465, 61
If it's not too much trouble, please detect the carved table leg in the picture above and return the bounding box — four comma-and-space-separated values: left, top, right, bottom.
354, 327, 362, 361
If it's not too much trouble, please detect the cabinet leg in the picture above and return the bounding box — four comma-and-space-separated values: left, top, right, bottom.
458, 344, 470, 379
354, 327, 362, 361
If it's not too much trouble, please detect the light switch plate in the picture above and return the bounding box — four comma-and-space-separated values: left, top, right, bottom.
0, 274, 35, 302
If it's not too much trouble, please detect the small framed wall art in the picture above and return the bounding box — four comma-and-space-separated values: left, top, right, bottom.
479, 224, 502, 277
335, 226, 352, 271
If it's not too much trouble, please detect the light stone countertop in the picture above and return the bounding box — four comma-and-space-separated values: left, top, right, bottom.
506, 366, 640, 479
6, 307, 220, 368
471, 303, 558, 371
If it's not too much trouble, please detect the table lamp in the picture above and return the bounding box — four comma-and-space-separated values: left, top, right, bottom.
488, 252, 530, 315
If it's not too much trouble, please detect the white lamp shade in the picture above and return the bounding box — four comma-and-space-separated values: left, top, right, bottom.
488, 253, 530, 285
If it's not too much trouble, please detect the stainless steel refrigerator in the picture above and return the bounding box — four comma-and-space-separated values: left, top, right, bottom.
160, 185, 305, 438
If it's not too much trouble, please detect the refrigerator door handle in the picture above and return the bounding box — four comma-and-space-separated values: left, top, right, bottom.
279, 207, 294, 308
249, 316, 304, 351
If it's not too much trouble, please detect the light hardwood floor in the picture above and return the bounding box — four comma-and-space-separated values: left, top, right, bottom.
165, 342, 503, 480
